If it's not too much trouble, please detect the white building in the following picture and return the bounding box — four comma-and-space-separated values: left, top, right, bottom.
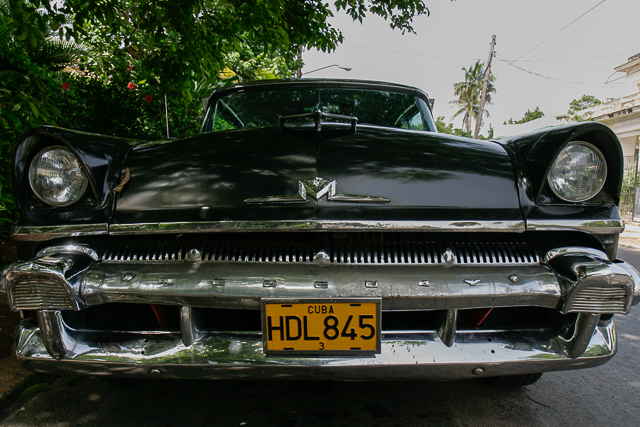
496, 54, 640, 158
566, 53, 640, 157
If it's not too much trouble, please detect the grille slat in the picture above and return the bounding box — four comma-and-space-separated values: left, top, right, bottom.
569, 286, 628, 313
12, 281, 74, 310
101, 240, 539, 266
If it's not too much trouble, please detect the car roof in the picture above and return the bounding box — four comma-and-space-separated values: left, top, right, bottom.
210, 78, 430, 100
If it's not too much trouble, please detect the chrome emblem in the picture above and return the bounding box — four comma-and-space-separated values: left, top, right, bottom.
464, 279, 481, 286
245, 177, 390, 204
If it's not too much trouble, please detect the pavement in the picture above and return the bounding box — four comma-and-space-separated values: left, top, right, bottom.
0, 358, 42, 403
0, 308, 44, 405
619, 219, 640, 249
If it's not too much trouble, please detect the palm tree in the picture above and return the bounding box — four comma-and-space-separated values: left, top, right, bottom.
449, 61, 496, 134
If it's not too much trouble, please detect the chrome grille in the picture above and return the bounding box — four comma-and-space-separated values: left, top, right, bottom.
329, 242, 440, 264
103, 242, 184, 262
569, 287, 628, 314
202, 241, 315, 263
102, 240, 539, 265
11, 280, 74, 310
451, 243, 540, 265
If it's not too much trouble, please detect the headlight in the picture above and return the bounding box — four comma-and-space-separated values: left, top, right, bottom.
547, 141, 607, 202
29, 146, 88, 207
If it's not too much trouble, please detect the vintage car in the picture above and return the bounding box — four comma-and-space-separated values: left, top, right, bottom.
1, 79, 639, 386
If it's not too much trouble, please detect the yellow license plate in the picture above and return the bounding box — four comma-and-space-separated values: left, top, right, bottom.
262, 299, 381, 354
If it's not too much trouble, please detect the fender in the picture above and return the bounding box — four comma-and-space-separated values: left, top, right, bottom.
13, 126, 141, 215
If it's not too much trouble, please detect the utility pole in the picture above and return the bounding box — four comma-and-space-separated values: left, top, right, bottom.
474, 35, 496, 139
296, 48, 302, 79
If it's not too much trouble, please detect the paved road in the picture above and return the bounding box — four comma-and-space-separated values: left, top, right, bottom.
1, 248, 639, 427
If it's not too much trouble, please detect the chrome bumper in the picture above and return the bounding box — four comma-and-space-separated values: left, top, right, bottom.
1, 244, 638, 378
15, 317, 617, 380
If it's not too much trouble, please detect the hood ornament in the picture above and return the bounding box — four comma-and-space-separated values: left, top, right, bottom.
245, 177, 390, 205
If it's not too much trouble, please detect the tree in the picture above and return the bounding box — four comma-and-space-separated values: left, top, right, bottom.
449, 61, 496, 133
568, 95, 601, 114
504, 107, 544, 125
8, 1, 428, 97
435, 116, 495, 139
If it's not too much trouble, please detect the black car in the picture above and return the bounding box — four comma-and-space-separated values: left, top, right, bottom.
1, 79, 638, 386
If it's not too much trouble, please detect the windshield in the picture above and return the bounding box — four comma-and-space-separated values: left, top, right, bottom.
202, 87, 436, 132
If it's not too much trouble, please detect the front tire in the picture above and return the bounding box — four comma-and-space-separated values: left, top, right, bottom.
483, 373, 543, 387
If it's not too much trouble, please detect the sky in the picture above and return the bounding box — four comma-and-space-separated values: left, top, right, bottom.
302, 0, 640, 135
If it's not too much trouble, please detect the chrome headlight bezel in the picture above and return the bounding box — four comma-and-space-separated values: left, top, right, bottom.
28, 145, 89, 207
546, 141, 607, 203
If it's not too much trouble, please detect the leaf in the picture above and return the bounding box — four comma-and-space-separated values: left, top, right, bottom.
27, 102, 39, 118
18, 27, 29, 41
28, 30, 38, 48
11, 104, 20, 112
20, 383, 52, 399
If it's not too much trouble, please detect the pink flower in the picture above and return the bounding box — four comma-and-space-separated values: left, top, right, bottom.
127, 82, 135, 90
61, 83, 69, 90
145, 95, 153, 102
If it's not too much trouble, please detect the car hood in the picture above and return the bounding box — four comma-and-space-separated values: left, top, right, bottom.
113, 126, 522, 226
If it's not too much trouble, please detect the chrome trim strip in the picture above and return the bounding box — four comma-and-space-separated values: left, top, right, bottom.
526, 219, 624, 234
10, 218, 624, 241
109, 220, 526, 235
80, 262, 562, 311
14, 320, 617, 380
37, 245, 100, 261
542, 247, 609, 264
244, 181, 308, 204
12, 224, 108, 241
246, 177, 390, 205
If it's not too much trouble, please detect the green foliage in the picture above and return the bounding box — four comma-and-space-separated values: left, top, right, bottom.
435, 116, 471, 138
435, 116, 494, 139
57, 0, 428, 98
335, 0, 429, 32
225, 41, 300, 81
449, 61, 496, 134
504, 106, 544, 125
0, 2, 70, 232
568, 95, 602, 115
480, 123, 495, 140
620, 157, 638, 215
19, 382, 52, 399
52, 76, 170, 140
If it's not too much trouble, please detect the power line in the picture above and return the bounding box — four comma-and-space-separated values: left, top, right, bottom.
496, 0, 608, 74
495, 54, 625, 86
342, 43, 631, 64
343, 43, 479, 60
503, 53, 635, 62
